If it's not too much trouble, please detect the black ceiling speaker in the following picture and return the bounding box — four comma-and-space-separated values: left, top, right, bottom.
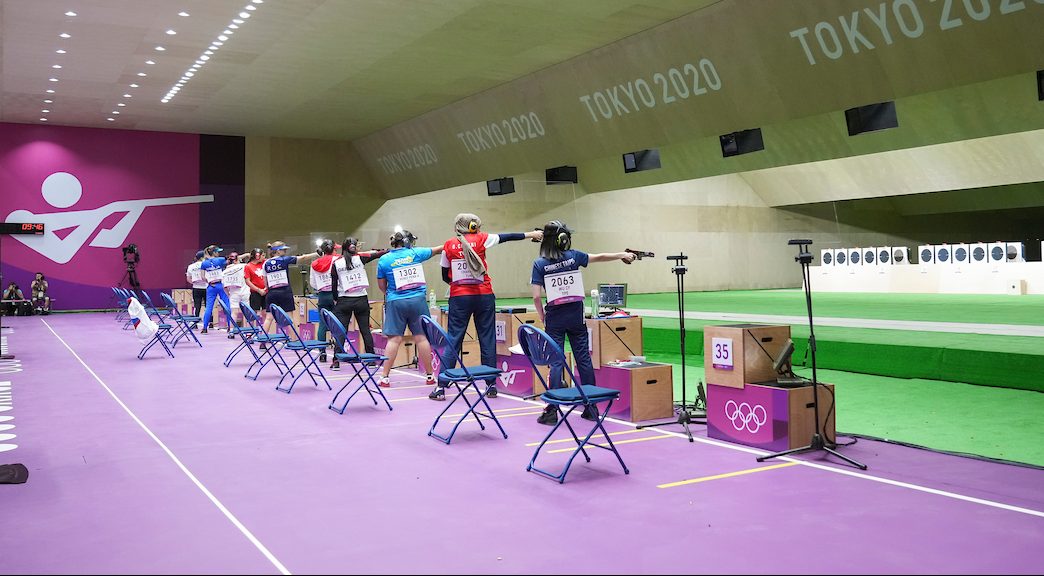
486, 177, 515, 196
622, 149, 661, 173
845, 101, 898, 136
719, 128, 764, 158
545, 165, 578, 185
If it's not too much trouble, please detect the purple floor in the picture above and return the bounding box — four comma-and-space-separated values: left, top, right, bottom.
1, 313, 1042, 574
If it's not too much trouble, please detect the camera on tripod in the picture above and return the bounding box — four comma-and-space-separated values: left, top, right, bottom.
122, 244, 140, 265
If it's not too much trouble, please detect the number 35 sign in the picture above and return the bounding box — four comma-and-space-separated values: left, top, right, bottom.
711, 337, 733, 370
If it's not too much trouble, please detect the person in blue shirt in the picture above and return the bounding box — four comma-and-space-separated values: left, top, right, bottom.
261, 241, 318, 336
530, 220, 635, 425
374, 230, 444, 389
199, 245, 233, 335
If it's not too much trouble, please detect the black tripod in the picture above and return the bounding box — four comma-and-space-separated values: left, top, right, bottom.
636, 253, 706, 442
756, 240, 867, 470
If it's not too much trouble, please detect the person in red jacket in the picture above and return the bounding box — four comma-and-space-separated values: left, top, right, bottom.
243, 248, 267, 322
428, 213, 541, 400
310, 240, 340, 362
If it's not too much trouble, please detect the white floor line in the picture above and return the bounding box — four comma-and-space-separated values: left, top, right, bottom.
42, 320, 292, 575
627, 308, 1044, 337
495, 393, 1044, 519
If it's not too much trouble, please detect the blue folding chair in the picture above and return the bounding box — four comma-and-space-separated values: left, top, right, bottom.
113, 288, 129, 322
518, 324, 629, 483
217, 298, 259, 366
420, 315, 507, 444
269, 304, 331, 394
137, 290, 168, 324
239, 302, 291, 380
161, 292, 203, 348
320, 309, 391, 414
118, 288, 137, 330
129, 297, 175, 360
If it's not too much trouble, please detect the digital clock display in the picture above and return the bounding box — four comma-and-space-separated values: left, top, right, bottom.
0, 222, 45, 235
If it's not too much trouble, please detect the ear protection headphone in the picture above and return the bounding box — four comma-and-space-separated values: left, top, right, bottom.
344, 237, 360, 254
467, 220, 479, 233
391, 231, 417, 248
549, 220, 570, 250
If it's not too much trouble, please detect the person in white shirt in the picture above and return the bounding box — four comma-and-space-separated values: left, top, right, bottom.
185, 250, 208, 323
222, 252, 251, 339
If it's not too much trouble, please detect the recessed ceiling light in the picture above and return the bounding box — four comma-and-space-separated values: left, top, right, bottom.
146, 60, 155, 65
239, 12, 250, 18
123, 93, 132, 98
154, 46, 165, 51
191, 64, 201, 69
40, 118, 48, 122
52, 64, 62, 69
223, 29, 232, 35
213, 41, 223, 46
233, 19, 244, 24
59, 33, 71, 38
48, 78, 59, 82
200, 55, 210, 61
166, 30, 176, 35
46, 89, 55, 93
107, 118, 114, 121
129, 83, 139, 88
185, 72, 194, 77
137, 72, 146, 77
112, 111, 120, 115
117, 103, 126, 107
228, 24, 239, 29
204, 50, 213, 55
246, 5, 257, 10
218, 35, 228, 41
44, 99, 53, 103
65, 11, 77, 16
253, 0, 263, 4
161, 99, 169, 103
178, 11, 189, 17
42, 109, 50, 113
56, 49, 66, 54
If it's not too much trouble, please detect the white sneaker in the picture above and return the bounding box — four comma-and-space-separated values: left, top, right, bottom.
378, 376, 391, 388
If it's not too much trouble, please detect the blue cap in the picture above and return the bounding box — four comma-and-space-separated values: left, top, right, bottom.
195, 250, 205, 259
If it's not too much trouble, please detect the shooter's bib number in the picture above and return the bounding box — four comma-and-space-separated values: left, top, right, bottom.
451, 259, 483, 285
393, 264, 425, 291
544, 270, 584, 305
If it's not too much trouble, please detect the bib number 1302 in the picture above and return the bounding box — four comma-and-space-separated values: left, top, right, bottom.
711, 337, 733, 370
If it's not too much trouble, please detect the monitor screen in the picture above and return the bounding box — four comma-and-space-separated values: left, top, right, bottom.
598, 283, 627, 307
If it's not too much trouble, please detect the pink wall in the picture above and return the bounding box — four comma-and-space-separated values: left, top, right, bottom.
1, 123, 202, 310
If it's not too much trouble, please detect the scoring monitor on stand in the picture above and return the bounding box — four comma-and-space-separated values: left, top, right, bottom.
596, 283, 627, 317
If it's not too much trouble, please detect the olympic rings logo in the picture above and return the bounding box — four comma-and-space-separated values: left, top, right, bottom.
724, 400, 767, 433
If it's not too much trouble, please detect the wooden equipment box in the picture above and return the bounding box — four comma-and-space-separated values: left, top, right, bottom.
495, 310, 542, 355
707, 381, 835, 450
587, 316, 643, 367
594, 362, 673, 422
703, 324, 791, 389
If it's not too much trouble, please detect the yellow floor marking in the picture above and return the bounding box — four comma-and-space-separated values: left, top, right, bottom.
546, 434, 674, 454
389, 395, 433, 403
657, 462, 800, 489
525, 428, 650, 447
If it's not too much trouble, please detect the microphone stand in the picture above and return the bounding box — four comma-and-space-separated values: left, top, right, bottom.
636, 253, 705, 442
756, 240, 866, 470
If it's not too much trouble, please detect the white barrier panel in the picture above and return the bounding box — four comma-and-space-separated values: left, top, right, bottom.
1007, 242, 1025, 263
892, 247, 911, 265
970, 242, 989, 265
952, 243, 970, 267
918, 245, 935, 265
813, 261, 1044, 294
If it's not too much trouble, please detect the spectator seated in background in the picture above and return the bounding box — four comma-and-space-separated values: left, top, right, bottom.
31, 272, 51, 314
1, 282, 30, 316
